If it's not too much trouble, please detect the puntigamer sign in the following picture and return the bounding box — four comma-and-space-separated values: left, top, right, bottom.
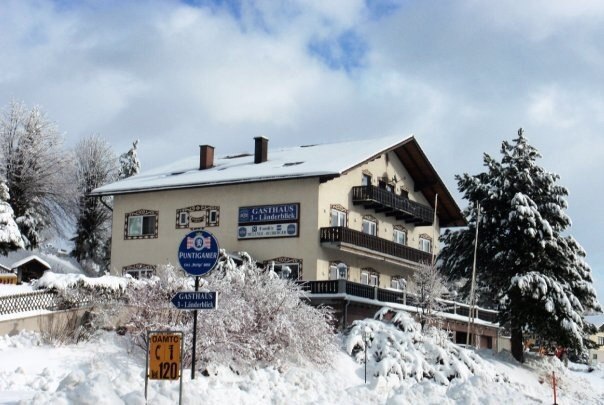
238, 203, 300, 239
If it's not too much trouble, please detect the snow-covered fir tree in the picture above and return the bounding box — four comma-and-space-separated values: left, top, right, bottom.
439, 129, 601, 362
71, 135, 118, 274
0, 181, 24, 255
117, 140, 140, 179
0, 102, 75, 248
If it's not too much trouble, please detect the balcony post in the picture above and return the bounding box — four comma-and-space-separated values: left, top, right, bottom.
337, 279, 347, 294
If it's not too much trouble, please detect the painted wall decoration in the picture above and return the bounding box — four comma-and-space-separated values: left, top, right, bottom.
175, 205, 220, 229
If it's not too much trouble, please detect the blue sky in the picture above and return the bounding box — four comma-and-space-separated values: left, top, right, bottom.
1, 0, 603, 304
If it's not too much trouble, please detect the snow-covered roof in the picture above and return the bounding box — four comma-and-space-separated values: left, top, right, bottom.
93, 135, 410, 195
92, 135, 466, 226
10, 255, 51, 270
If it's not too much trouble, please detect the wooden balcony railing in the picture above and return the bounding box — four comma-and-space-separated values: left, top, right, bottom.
352, 185, 434, 225
320, 226, 432, 265
298, 280, 499, 324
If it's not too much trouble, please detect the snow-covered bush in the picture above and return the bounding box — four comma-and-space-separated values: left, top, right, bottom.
345, 308, 506, 386
35, 271, 132, 342
125, 251, 337, 372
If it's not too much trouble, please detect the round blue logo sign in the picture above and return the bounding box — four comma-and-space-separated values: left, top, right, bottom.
178, 230, 220, 276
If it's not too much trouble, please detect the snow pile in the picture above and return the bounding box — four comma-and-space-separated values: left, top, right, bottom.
33, 271, 131, 294
1, 329, 602, 404
345, 308, 505, 386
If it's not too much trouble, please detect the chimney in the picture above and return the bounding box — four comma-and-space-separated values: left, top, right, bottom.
199, 145, 214, 170
254, 136, 268, 164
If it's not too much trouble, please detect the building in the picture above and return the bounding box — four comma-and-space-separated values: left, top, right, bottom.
93, 135, 500, 347
586, 315, 604, 365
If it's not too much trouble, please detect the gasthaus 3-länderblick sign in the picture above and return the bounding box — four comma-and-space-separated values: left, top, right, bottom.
177, 230, 220, 276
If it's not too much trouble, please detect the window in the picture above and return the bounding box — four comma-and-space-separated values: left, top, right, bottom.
360, 268, 379, 286
177, 211, 189, 227
598, 336, 604, 346
400, 188, 409, 198
330, 206, 347, 227
125, 210, 158, 239
393, 228, 407, 245
122, 263, 156, 279
419, 236, 432, 253
390, 277, 405, 290
266, 257, 302, 280
208, 209, 219, 225
362, 173, 372, 186
362, 216, 377, 236
329, 262, 348, 280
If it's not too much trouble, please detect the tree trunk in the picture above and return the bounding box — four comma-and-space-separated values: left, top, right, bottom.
511, 322, 524, 363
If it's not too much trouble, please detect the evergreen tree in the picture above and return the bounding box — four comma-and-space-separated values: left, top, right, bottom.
0, 181, 24, 255
118, 140, 140, 179
0, 102, 75, 248
439, 129, 601, 362
71, 135, 117, 274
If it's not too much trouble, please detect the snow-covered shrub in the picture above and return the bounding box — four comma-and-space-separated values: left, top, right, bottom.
35, 271, 132, 341
124, 251, 337, 372
345, 308, 506, 386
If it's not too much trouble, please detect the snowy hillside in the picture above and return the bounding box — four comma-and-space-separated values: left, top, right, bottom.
0, 329, 602, 404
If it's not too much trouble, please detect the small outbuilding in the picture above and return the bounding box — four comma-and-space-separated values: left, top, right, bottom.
11, 255, 51, 284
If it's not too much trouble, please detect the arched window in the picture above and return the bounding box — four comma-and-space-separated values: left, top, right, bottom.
329, 262, 348, 280
362, 215, 377, 236
330, 204, 347, 227
360, 268, 379, 286
393, 225, 407, 245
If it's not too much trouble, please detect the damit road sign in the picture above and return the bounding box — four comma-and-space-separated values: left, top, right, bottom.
148, 332, 182, 380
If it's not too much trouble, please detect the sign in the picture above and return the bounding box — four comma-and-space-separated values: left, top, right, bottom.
171, 291, 217, 310
238, 223, 298, 239
148, 332, 182, 381
238, 203, 299, 224
177, 230, 219, 276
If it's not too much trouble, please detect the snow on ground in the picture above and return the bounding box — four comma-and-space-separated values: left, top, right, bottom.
0, 330, 603, 405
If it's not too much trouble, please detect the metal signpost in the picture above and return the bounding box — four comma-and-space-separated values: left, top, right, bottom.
145, 330, 184, 404
177, 230, 220, 380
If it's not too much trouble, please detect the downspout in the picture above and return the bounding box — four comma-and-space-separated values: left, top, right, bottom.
98, 195, 113, 212
343, 299, 350, 332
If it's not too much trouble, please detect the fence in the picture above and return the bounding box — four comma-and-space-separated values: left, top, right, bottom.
0, 289, 96, 316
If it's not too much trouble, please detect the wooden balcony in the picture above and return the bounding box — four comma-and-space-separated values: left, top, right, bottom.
352, 185, 434, 226
320, 226, 432, 265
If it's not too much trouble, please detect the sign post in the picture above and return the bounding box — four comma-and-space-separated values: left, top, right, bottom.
145, 331, 184, 404
177, 230, 220, 380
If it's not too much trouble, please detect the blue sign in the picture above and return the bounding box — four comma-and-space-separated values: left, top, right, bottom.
171, 291, 217, 310
177, 230, 219, 276
238, 203, 299, 224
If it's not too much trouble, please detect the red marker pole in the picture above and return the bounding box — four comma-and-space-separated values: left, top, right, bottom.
552, 371, 557, 405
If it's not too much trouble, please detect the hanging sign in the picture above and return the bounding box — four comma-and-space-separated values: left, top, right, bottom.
177, 230, 220, 276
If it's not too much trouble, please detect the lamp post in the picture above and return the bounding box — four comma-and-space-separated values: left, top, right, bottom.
362, 327, 370, 384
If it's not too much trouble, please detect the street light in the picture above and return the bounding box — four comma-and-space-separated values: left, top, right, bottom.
362, 327, 371, 384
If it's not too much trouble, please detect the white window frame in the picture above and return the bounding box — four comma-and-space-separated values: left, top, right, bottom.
177, 211, 189, 227
360, 270, 369, 285
369, 274, 379, 287
394, 229, 406, 245
125, 268, 154, 279
329, 263, 348, 280
598, 336, 604, 346
362, 174, 371, 186
419, 237, 432, 253
330, 209, 347, 227
271, 261, 301, 280
362, 218, 377, 236
127, 214, 157, 237
208, 209, 219, 225
390, 278, 405, 290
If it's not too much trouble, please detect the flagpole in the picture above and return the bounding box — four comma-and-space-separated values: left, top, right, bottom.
431, 193, 438, 267
466, 202, 481, 346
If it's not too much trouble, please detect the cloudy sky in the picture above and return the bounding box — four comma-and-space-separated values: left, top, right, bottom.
1, 0, 603, 302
